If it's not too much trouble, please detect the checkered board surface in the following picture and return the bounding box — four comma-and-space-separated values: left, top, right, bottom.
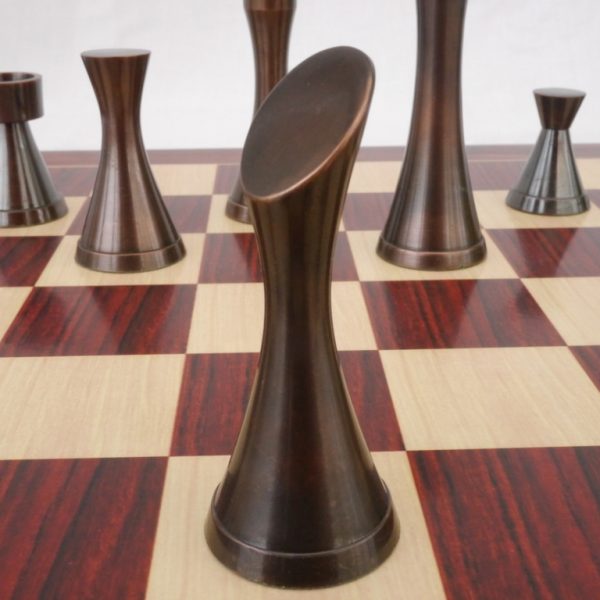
1, 146, 599, 599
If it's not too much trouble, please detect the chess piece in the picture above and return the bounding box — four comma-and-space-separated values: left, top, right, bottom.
378, 0, 485, 270
77, 49, 185, 272
506, 88, 589, 215
0, 72, 67, 227
206, 47, 399, 588
225, 0, 295, 224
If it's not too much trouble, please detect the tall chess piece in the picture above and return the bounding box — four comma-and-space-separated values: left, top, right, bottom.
78, 49, 185, 272
506, 88, 589, 215
0, 72, 67, 227
225, 0, 295, 223
378, 0, 485, 270
206, 47, 399, 588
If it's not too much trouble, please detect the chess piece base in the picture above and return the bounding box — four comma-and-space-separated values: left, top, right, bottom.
506, 190, 590, 216
225, 184, 251, 223
75, 237, 185, 273
377, 234, 486, 271
0, 197, 67, 228
205, 485, 399, 589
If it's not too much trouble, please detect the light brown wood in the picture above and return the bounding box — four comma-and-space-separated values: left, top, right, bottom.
0, 287, 31, 338
152, 164, 217, 195
347, 161, 402, 193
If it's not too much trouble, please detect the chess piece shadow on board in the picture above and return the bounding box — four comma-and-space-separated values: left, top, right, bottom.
77, 49, 185, 273
378, 0, 486, 271
506, 88, 589, 216
0, 72, 67, 227
225, 0, 295, 224
205, 47, 400, 589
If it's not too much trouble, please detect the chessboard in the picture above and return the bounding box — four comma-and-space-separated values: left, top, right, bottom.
0, 145, 599, 599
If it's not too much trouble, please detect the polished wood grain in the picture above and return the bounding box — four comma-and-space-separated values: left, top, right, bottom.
0, 287, 31, 340
0, 237, 60, 285
348, 161, 401, 194
489, 227, 600, 277
199, 233, 262, 283
469, 160, 525, 190
571, 346, 600, 391
343, 193, 393, 231
362, 279, 563, 349
48, 167, 97, 196
0, 285, 196, 356
410, 447, 600, 599
0, 457, 167, 600
213, 164, 239, 195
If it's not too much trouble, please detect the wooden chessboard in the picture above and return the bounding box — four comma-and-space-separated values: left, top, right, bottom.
1, 146, 599, 599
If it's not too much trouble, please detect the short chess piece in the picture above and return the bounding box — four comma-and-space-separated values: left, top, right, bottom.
0, 72, 67, 227
206, 47, 399, 588
77, 49, 185, 273
506, 88, 589, 215
225, 0, 295, 224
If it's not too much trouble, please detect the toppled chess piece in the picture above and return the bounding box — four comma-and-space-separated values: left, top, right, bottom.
506, 88, 589, 215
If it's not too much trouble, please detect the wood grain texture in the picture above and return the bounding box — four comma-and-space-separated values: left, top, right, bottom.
0, 285, 196, 356
410, 447, 600, 600
362, 279, 564, 349
213, 163, 238, 194
489, 227, 600, 277
571, 346, 600, 391
343, 193, 393, 231
0, 457, 167, 600
48, 166, 97, 196
0, 237, 60, 286
468, 160, 524, 190
199, 233, 262, 283
164, 195, 211, 233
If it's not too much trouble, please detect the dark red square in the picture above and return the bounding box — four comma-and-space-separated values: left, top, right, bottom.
468, 160, 524, 190
361, 279, 564, 349
343, 193, 393, 231
213, 164, 239, 194
199, 233, 261, 283
49, 167, 97, 196
488, 228, 600, 277
570, 346, 600, 392
164, 196, 211, 233
410, 447, 600, 600
0, 457, 166, 600
0, 237, 60, 286
0, 285, 196, 356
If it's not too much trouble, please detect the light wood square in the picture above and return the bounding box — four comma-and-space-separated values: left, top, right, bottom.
187, 281, 376, 354
0, 354, 185, 459
347, 230, 517, 281
146, 452, 445, 600
577, 158, 600, 189
36, 233, 204, 286
381, 347, 600, 450
523, 277, 600, 345
0, 197, 86, 237
0, 287, 31, 338
475, 190, 600, 228
153, 164, 217, 195
348, 161, 401, 193
206, 195, 255, 234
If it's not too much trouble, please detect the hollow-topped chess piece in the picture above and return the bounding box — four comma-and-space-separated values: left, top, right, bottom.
0, 72, 67, 227
205, 47, 399, 588
225, 0, 295, 224
378, 0, 485, 271
77, 49, 185, 272
506, 88, 589, 215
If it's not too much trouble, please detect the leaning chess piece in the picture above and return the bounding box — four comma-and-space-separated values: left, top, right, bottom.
206, 47, 399, 588
378, 0, 485, 270
0, 72, 67, 227
506, 88, 589, 215
225, 0, 295, 224
77, 49, 185, 272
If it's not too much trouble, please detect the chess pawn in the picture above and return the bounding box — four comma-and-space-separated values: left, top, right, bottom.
506, 88, 589, 215
378, 0, 485, 270
206, 47, 399, 588
225, 0, 295, 223
0, 72, 67, 227
78, 50, 185, 272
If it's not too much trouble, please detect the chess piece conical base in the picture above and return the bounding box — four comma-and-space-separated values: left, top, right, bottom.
225, 180, 250, 223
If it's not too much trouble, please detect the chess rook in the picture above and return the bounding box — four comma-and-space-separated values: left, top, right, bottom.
225, 0, 295, 224
506, 88, 589, 215
206, 47, 399, 588
77, 49, 185, 272
0, 72, 66, 227
378, 0, 485, 270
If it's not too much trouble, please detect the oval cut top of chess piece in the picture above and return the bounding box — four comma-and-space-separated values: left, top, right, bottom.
506, 87, 589, 216
0, 72, 67, 227
205, 47, 400, 589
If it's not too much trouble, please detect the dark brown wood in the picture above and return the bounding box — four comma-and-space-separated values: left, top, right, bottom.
205, 47, 399, 588
0, 73, 67, 227
225, 0, 295, 223
77, 49, 185, 272
506, 88, 589, 215
378, 0, 485, 270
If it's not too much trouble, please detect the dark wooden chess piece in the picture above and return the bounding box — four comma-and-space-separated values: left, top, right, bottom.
0, 72, 67, 227
77, 49, 185, 272
225, 0, 295, 224
205, 47, 399, 588
506, 88, 589, 215
378, 0, 485, 270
